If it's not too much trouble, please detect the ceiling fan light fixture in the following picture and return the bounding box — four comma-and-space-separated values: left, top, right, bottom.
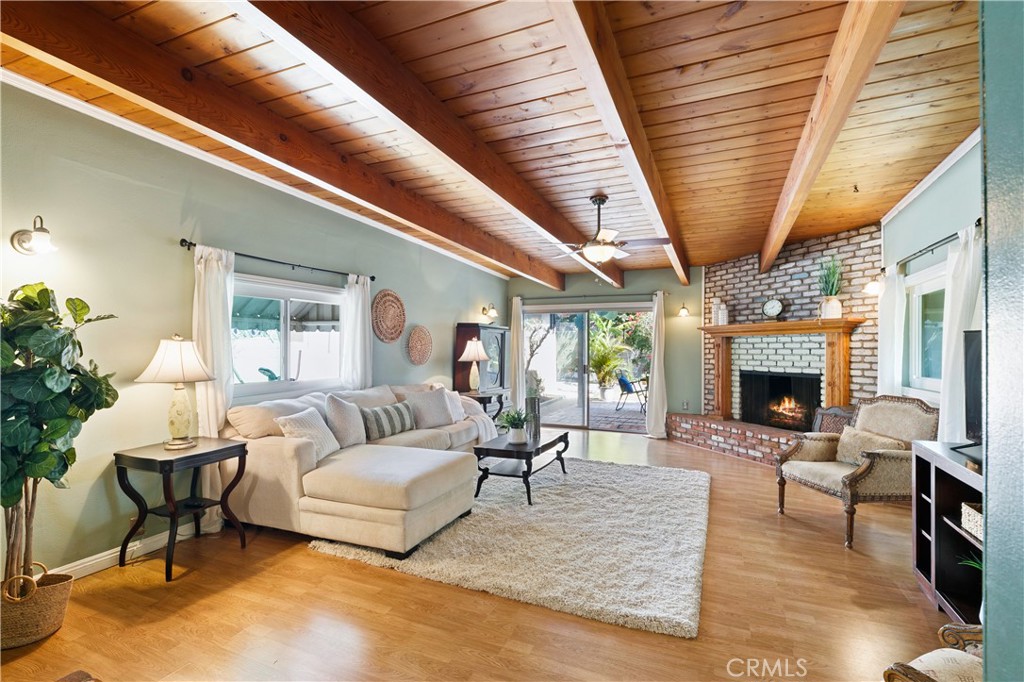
580, 242, 617, 265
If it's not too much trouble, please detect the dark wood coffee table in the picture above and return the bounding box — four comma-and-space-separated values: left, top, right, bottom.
473, 430, 569, 504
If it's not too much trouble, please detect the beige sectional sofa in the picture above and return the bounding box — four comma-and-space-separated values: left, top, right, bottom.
217, 384, 493, 558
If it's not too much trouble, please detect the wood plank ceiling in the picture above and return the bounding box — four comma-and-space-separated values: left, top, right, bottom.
1, 1, 979, 290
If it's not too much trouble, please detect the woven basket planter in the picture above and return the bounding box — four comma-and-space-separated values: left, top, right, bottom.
1, 563, 73, 649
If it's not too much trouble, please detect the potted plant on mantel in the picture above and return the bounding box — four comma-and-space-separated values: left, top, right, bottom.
1, 283, 118, 649
818, 256, 844, 320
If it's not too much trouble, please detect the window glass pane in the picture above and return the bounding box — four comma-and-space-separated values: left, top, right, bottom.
920, 289, 945, 379
288, 300, 341, 382
232, 295, 283, 383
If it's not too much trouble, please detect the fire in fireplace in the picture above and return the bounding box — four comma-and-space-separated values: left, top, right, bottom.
740, 371, 821, 432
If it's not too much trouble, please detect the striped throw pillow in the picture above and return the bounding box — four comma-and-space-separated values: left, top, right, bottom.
361, 401, 415, 441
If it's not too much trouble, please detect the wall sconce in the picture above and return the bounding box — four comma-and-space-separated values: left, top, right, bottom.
482, 303, 499, 321
677, 304, 690, 317
863, 268, 886, 297
10, 216, 58, 255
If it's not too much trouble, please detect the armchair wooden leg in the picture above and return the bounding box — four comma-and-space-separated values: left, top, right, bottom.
777, 477, 786, 514
845, 503, 855, 548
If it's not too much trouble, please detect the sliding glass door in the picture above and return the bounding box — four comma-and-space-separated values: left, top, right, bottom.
520, 305, 653, 433
523, 311, 587, 427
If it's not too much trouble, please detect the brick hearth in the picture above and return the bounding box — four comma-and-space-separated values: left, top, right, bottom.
667, 414, 795, 466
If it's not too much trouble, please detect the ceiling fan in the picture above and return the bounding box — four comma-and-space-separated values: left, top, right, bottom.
559, 195, 671, 265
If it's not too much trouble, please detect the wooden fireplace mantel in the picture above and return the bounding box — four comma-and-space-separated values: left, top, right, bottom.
699, 317, 867, 420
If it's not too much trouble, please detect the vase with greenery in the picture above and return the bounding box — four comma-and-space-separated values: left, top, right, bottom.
1, 283, 118, 595
817, 256, 844, 319
496, 408, 531, 444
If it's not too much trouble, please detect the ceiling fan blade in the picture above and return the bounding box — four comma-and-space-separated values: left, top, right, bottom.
622, 237, 672, 247
553, 248, 583, 259
596, 228, 619, 242
612, 249, 630, 260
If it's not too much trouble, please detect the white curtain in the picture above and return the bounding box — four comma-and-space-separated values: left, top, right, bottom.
340, 274, 372, 389
646, 291, 668, 439
192, 245, 235, 532
876, 269, 907, 395
938, 223, 983, 441
509, 296, 526, 411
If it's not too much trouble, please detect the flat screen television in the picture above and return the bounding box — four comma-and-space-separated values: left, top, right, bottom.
963, 329, 983, 445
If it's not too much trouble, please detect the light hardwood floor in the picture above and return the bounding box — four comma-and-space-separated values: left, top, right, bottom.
1, 432, 948, 681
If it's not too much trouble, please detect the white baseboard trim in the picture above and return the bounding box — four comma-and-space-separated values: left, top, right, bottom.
52, 527, 197, 580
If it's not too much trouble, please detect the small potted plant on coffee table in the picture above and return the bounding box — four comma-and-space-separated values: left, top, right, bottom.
496, 408, 531, 444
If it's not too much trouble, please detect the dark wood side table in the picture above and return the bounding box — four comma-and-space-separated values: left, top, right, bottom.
464, 390, 508, 421
114, 437, 247, 581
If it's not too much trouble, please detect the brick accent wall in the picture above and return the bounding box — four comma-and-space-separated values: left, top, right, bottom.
702, 224, 881, 414
667, 414, 794, 465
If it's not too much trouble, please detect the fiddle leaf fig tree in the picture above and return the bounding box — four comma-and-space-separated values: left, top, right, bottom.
1, 283, 118, 589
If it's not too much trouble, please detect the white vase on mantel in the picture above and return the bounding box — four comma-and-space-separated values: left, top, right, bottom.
819, 296, 843, 320
507, 427, 527, 444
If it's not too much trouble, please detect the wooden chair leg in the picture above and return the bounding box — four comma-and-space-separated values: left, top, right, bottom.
845, 503, 856, 548
777, 477, 786, 514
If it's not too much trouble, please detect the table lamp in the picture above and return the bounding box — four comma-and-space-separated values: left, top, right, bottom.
458, 337, 490, 391
135, 334, 215, 450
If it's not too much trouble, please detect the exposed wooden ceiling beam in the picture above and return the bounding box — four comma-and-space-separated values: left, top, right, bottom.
0, 1, 565, 290
758, 0, 906, 273
548, 0, 690, 286
243, 1, 624, 289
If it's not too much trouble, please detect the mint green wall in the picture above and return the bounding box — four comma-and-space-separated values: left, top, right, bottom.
508, 268, 704, 414
0, 85, 506, 569
980, 2, 1024, 678
883, 141, 981, 269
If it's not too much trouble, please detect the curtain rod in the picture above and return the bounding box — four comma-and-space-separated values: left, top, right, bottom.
179, 239, 375, 281
889, 217, 981, 270
520, 292, 664, 302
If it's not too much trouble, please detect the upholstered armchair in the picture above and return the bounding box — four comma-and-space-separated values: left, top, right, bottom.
883, 623, 983, 682
776, 395, 939, 547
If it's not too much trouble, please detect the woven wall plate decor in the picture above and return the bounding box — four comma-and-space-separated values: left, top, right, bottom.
371, 289, 406, 343
407, 325, 432, 365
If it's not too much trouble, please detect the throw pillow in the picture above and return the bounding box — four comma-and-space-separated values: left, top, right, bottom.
361, 401, 415, 441
325, 395, 366, 450
227, 392, 328, 439
836, 425, 906, 465
445, 389, 466, 422
330, 385, 397, 409
405, 387, 456, 429
274, 407, 340, 462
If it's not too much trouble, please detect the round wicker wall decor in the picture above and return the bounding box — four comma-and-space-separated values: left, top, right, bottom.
407, 325, 432, 365
371, 289, 406, 343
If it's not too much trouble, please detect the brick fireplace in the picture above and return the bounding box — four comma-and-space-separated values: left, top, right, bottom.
668, 224, 880, 465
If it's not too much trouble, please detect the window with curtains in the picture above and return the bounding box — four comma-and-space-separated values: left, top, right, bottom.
232, 274, 344, 398
905, 263, 946, 393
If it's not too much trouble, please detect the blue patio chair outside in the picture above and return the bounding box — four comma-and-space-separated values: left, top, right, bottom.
615, 373, 648, 413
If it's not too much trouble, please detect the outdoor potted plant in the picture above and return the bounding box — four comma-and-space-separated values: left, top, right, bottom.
817, 256, 844, 319
496, 408, 531, 444
1, 283, 118, 649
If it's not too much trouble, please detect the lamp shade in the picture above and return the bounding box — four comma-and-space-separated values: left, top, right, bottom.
458, 338, 490, 363
135, 334, 214, 384
580, 242, 617, 265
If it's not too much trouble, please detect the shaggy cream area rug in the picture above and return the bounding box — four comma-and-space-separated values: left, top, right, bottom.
310, 458, 711, 638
